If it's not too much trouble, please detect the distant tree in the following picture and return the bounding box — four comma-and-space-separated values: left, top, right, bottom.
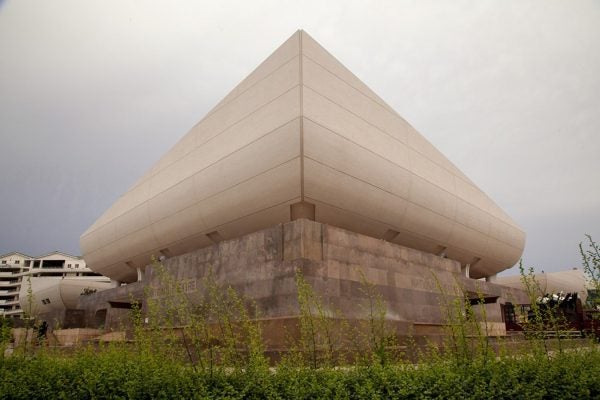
580, 234, 600, 309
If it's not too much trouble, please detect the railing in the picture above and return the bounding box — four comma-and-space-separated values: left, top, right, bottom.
0, 269, 28, 274
2, 309, 22, 315
538, 330, 584, 339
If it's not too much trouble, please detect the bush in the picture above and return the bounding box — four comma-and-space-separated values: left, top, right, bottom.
0, 342, 599, 399
3, 256, 599, 398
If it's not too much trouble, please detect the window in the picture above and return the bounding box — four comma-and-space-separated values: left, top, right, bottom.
75, 264, 79, 268
14, 260, 20, 264
67, 264, 71, 268
1, 261, 6, 264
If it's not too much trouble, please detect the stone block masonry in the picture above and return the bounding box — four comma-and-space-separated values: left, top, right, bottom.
79, 219, 528, 348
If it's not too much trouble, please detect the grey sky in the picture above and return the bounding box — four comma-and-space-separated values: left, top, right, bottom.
0, 0, 598, 275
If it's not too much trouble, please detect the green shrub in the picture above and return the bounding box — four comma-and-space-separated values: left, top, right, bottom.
1, 344, 599, 399
3, 255, 600, 398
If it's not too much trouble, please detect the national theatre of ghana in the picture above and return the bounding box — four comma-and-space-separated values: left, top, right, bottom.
63, 31, 534, 346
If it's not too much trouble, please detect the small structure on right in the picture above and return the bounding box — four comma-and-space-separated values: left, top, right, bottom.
496, 268, 590, 305
497, 268, 600, 338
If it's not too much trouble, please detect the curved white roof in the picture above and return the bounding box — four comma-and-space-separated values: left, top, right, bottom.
81, 30, 525, 282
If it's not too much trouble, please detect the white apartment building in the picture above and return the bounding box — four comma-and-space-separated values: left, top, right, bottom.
0, 251, 111, 319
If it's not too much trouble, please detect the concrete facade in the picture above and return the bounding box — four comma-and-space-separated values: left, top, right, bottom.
0, 251, 111, 322
81, 30, 525, 283
79, 220, 528, 347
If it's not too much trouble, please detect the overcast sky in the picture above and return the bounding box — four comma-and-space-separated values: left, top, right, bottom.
0, 0, 599, 275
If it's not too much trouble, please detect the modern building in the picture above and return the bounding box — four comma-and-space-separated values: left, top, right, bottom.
0, 252, 31, 318
0, 251, 111, 321
78, 31, 527, 342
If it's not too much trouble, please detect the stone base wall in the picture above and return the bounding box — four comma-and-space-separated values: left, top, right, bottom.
77, 281, 144, 330
78, 219, 528, 346
52, 328, 103, 346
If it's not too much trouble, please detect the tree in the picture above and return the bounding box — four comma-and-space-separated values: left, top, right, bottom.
580, 234, 600, 309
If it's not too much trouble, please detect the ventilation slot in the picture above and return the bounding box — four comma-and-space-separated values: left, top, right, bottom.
435, 246, 448, 258
206, 231, 223, 244
159, 248, 172, 258
382, 229, 399, 241
470, 257, 481, 268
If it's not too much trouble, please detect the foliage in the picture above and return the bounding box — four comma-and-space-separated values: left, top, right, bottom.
2, 258, 599, 398
354, 269, 401, 366
291, 270, 344, 368
140, 260, 269, 378
0, 317, 11, 359
518, 261, 574, 356
0, 344, 599, 399
290, 269, 402, 368
580, 234, 600, 309
430, 272, 493, 366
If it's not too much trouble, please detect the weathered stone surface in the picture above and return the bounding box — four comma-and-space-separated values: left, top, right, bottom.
53, 328, 102, 346
77, 281, 144, 330
78, 219, 528, 347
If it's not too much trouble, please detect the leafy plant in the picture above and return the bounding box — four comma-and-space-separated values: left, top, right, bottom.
518, 261, 576, 356
580, 234, 600, 309
5, 242, 600, 398
352, 268, 400, 366
293, 269, 339, 368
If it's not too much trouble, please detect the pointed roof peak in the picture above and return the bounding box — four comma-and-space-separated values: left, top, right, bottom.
0, 251, 32, 259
